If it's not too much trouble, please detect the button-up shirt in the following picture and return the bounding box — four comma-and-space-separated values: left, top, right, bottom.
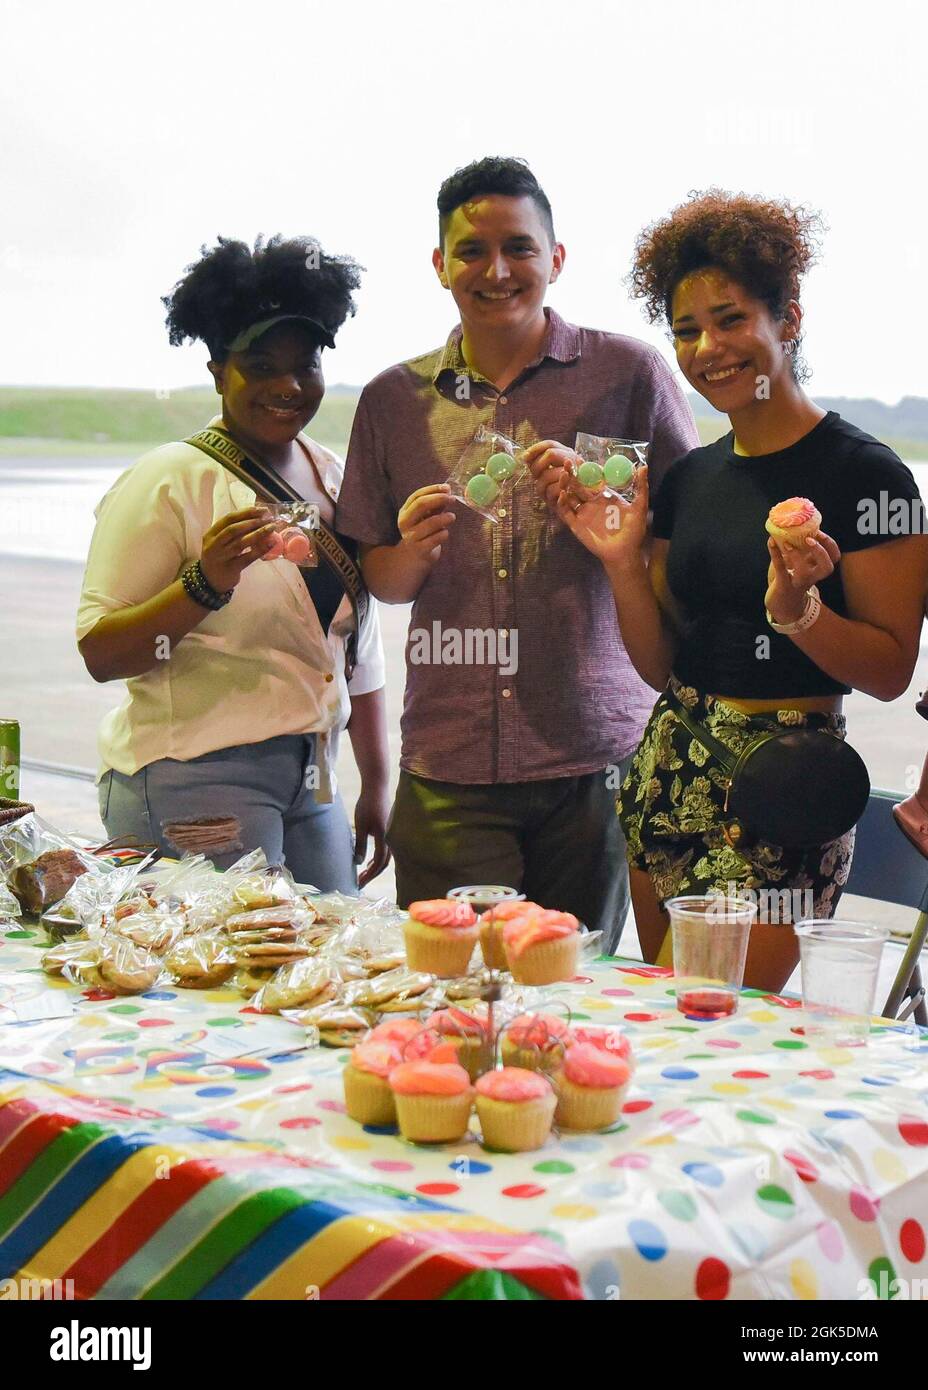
78, 421, 385, 799
336, 309, 698, 784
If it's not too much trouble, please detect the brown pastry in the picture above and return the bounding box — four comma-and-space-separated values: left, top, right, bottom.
9, 848, 90, 913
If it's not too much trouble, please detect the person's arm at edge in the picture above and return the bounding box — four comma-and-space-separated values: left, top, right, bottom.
346, 686, 391, 886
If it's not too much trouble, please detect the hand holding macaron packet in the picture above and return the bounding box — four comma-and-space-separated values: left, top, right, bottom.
258, 501, 320, 568
448, 424, 528, 522
571, 433, 649, 502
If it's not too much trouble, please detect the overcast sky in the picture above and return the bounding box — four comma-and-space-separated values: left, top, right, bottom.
2, 0, 924, 402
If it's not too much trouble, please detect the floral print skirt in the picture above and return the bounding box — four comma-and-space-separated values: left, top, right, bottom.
617, 677, 855, 923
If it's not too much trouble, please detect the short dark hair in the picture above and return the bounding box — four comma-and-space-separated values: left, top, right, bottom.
163, 235, 363, 361
437, 156, 555, 247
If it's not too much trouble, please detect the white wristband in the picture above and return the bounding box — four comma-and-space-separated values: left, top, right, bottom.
766, 585, 821, 635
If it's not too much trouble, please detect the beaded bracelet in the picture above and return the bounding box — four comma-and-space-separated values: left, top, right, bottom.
181, 561, 233, 611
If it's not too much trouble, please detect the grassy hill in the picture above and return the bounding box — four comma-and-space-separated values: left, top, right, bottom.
0, 385, 926, 462
0, 386, 359, 459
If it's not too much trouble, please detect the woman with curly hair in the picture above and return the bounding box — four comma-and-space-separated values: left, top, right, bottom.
555, 191, 928, 989
77, 237, 390, 891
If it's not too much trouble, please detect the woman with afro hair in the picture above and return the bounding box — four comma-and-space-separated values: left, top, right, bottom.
554, 191, 928, 990
77, 236, 390, 891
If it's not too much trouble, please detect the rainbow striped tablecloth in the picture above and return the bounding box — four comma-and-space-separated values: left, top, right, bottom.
1, 919, 928, 1301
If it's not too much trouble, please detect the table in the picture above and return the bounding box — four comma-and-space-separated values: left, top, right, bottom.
1, 920, 927, 1301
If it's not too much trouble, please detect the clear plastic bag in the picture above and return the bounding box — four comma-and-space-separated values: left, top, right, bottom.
42, 855, 157, 941
448, 425, 527, 522
0, 812, 109, 916
259, 501, 320, 568
0, 880, 21, 920
572, 434, 649, 501
96, 934, 166, 995
252, 958, 340, 1014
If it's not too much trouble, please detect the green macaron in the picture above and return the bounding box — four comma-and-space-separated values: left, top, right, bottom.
604, 454, 635, 489
466, 473, 500, 507
485, 452, 516, 482
577, 461, 604, 488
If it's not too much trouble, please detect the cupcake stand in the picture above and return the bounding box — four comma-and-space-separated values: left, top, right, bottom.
1, 885, 928, 1301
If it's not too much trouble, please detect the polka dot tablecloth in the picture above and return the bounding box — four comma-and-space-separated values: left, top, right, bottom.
2, 922, 927, 1301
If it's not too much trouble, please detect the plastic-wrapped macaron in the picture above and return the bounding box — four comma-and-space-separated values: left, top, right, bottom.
281, 527, 313, 564
576, 461, 604, 489
485, 451, 515, 482
261, 530, 285, 561
603, 454, 635, 490
466, 473, 500, 508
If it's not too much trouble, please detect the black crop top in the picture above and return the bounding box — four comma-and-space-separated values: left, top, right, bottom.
651, 412, 923, 697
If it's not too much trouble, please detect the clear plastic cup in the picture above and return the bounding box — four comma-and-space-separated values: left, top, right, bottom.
667, 895, 757, 1018
794, 920, 890, 1046
446, 885, 524, 913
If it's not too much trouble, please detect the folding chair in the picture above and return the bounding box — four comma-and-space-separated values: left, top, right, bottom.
844, 788, 928, 1026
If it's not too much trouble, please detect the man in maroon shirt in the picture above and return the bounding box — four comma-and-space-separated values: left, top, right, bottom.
336, 156, 697, 950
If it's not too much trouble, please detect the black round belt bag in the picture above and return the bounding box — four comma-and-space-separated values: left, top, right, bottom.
668, 693, 871, 850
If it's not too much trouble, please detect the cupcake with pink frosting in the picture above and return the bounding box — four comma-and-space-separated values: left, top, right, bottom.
367, 1018, 423, 1048
554, 1042, 631, 1131
343, 1040, 402, 1126
501, 1012, 570, 1074
403, 899, 479, 977
570, 1026, 635, 1070
765, 496, 822, 550
503, 909, 580, 985
423, 1007, 492, 1081
475, 1067, 557, 1152
479, 899, 541, 970
389, 1057, 474, 1142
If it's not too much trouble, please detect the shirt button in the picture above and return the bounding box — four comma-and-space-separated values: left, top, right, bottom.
502, 688, 512, 698
497, 507, 507, 517
324, 673, 334, 683
497, 568, 508, 579
499, 395, 508, 405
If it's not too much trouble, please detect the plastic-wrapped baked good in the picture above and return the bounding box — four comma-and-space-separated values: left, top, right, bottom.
346, 966, 434, 1010
253, 959, 339, 1013
165, 933, 236, 989
9, 848, 90, 913
98, 937, 164, 995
